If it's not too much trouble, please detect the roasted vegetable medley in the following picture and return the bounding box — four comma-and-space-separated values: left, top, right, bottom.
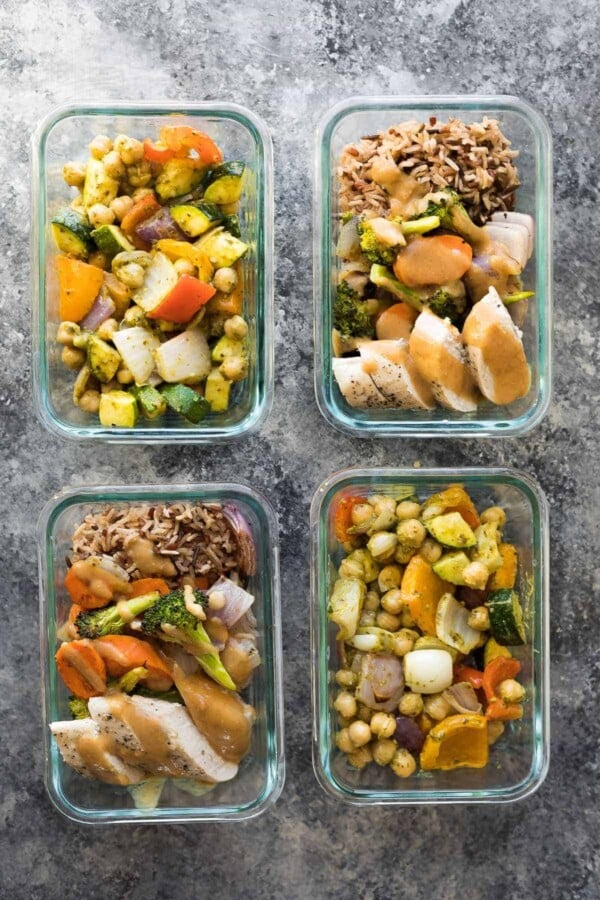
51, 126, 251, 427
328, 485, 527, 777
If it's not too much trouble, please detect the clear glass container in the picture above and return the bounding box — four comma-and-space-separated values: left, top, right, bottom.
38, 483, 284, 823
310, 467, 549, 804
314, 95, 552, 437
32, 103, 274, 442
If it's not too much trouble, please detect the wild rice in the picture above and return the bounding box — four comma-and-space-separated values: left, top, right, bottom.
338, 116, 519, 224
70, 502, 243, 587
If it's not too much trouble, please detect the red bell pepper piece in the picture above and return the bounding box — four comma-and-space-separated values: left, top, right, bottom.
160, 125, 222, 165
482, 657, 521, 701
143, 138, 176, 163
486, 699, 523, 721
147, 274, 216, 323
453, 663, 484, 690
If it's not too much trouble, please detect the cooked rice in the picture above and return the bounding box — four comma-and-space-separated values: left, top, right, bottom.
70, 502, 243, 587
338, 116, 519, 224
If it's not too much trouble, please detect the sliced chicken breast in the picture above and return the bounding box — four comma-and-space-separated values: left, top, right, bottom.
408, 309, 480, 412
359, 340, 435, 409
89, 694, 238, 783
484, 222, 530, 271
332, 357, 390, 408
462, 287, 531, 405
490, 211, 534, 257
50, 717, 145, 785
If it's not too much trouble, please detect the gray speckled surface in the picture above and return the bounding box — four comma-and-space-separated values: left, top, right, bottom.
1, 0, 599, 897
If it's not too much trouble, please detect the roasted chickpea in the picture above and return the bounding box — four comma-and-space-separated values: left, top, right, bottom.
417, 712, 434, 735
481, 506, 507, 527
89, 135, 113, 159
364, 589, 381, 612
348, 720, 372, 747
116, 366, 134, 385
390, 748, 417, 778
87, 203, 115, 227
174, 258, 196, 277
381, 588, 403, 615
394, 544, 415, 565
56, 321, 80, 346
423, 693, 452, 721
126, 160, 152, 188
356, 703, 373, 724
396, 518, 426, 549
88, 250, 109, 270
392, 629, 416, 657
220, 356, 248, 382
122, 305, 147, 327
117, 262, 145, 290
367, 531, 398, 563
468, 606, 491, 631
110, 195, 134, 222
335, 669, 357, 689
223, 315, 248, 341
347, 745, 373, 769
372, 738, 397, 766
396, 500, 421, 521
378, 565, 403, 593
77, 389, 101, 413
420, 537, 443, 564
62, 161, 86, 187
334, 691, 358, 719
350, 502, 374, 531
370, 712, 396, 739
359, 610, 376, 628
61, 345, 85, 370
338, 557, 364, 580
102, 149, 125, 179
497, 679, 525, 704
96, 318, 118, 341
376, 610, 401, 631
398, 692, 423, 717
213, 267, 238, 294
336, 728, 356, 754
114, 134, 144, 165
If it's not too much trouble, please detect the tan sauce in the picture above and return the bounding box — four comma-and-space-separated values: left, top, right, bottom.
125, 537, 177, 578
71, 557, 131, 600
102, 694, 183, 776
60, 641, 106, 692
465, 239, 522, 303
171, 667, 254, 763
368, 157, 427, 218
463, 305, 530, 404
393, 236, 471, 287
409, 325, 478, 403
77, 732, 134, 785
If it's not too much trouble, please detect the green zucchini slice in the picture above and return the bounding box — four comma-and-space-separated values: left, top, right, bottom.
487, 589, 526, 646
51, 209, 93, 258
161, 384, 210, 424
91, 224, 134, 257
203, 161, 245, 204
170, 201, 222, 237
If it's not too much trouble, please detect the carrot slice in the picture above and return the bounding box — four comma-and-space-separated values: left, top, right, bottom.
94, 635, 173, 691
64, 568, 111, 610
129, 578, 170, 597
55, 639, 107, 699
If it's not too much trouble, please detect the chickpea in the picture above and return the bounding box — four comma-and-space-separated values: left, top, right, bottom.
396, 500, 421, 521
367, 531, 398, 563
174, 258, 196, 277
378, 565, 402, 593
348, 549, 379, 583
213, 267, 238, 294
220, 356, 248, 382
132, 187, 156, 202
87, 203, 115, 227
401, 607, 416, 628
102, 150, 125, 179
395, 544, 415, 565
122, 305, 147, 327
117, 262, 146, 290
420, 539, 441, 565
348, 720, 371, 747
356, 704, 373, 723
468, 606, 491, 631
372, 738, 397, 766
423, 693, 452, 721
126, 160, 152, 188
116, 366, 134, 385
398, 692, 423, 717
88, 250, 109, 270
335, 669, 357, 689
338, 557, 364, 580
89, 135, 113, 159
497, 679, 525, 704
376, 611, 401, 631
350, 502, 374, 532
77, 389, 101, 413
334, 691, 358, 719
114, 134, 144, 165
364, 589, 380, 612
463, 561, 489, 590
390, 748, 417, 778
368, 495, 397, 531
336, 728, 356, 754
359, 610, 376, 628
96, 318, 118, 341
392, 629, 416, 657
347, 745, 373, 769
487, 720, 505, 745
417, 712, 434, 735
337, 716, 353, 730
110, 195, 134, 222
223, 315, 249, 341
101, 380, 118, 393
70, 195, 86, 214
381, 588, 403, 615
396, 518, 426, 549
370, 712, 396, 739
56, 321, 80, 346
61, 345, 85, 370
62, 161, 86, 188
481, 506, 507, 527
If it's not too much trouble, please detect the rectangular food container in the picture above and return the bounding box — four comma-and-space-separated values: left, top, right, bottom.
314, 95, 552, 437
310, 467, 549, 804
32, 102, 274, 442
38, 483, 284, 823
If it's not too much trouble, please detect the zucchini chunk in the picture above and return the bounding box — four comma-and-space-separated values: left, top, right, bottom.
155, 159, 205, 201
82, 158, 119, 208
130, 384, 167, 419
170, 202, 222, 238
432, 551, 471, 585
425, 512, 477, 549
211, 335, 245, 363
87, 334, 121, 383
196, 227, 248, 269
487, 589, 526, 646
91, 224, 134, 258
221, 214, 241, 238
204, 368, 232, 412
161, 384, 210, 424
203, 161, 245, 205
51, 209, 94, 259
99, 390, 138, 427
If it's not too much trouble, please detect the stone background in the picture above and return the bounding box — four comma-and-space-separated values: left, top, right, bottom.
0, 0, 598, 897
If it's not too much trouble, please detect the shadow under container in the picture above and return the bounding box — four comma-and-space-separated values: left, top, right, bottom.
38, 483, 284, 823
32, 102, 273, 442
314, 95, 552, 437
310, 467, 549, 804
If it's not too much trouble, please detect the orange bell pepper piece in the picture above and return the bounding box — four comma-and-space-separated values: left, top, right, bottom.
94, 635, 173, 692
154, 240, 213, 283
146, 274, 216, 323
143, 138, 176, 163
453, 663, 484, 690
486, 699, 523, 721
401, 555, 450, 635
57, 256, 105, 323
334, 496, 364, 547
420, 714, 489, 770
160, 125, 222, 165
195, 576, 210, 590
129, 578, 170, 597
482, 656, 521, 701
55, 639, 107, 699
120, 194, 162, 249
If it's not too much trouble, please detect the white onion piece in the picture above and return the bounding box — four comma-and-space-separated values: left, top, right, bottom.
403, 649, 453, 694
208, 576, 254, 628
97, 555, 131, 582
154, 329, 211, 384
112, 327, 160, 386
435, 593, 481, 653
336, 218, 362, 260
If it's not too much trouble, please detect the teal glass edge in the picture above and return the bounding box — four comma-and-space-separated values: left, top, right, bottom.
31, 102, 274, 443
310, 467, 550, 805
38, 483, 285, 823
313, 95, 553, 437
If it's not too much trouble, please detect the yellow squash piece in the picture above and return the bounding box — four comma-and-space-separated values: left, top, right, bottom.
420, 713, 489, 771
155, 239, 213, 282
483, 637, 513, 667
422, 484, 480, 530
401, 555, 451, 636
489, 543, 518, 590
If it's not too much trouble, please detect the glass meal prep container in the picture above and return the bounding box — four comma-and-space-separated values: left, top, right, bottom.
38, 483, 284, 823
314, 95, 553, 437
310, 467, 549, 804
31, 102, 274, 442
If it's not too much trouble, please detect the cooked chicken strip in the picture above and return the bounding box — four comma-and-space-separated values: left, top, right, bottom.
49, 717, 145, 785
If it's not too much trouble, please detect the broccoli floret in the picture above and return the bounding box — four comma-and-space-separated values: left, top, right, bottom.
117, 666, 149, 693
333, 281, 374, 338
75, 591, 160, 639
427, 288, 468, 327
411, 189, 485, 245
340, 210, 354, 225
69, 697, 90, 719
357, 217, 405, 266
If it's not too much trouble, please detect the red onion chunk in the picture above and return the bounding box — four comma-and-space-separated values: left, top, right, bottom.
394, 715, 425, 753
223, 504, 257, 576
80, 294, 115, 330
136, 207, 188, 244
356, 654, 404, 712
209, 576, 254, 629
